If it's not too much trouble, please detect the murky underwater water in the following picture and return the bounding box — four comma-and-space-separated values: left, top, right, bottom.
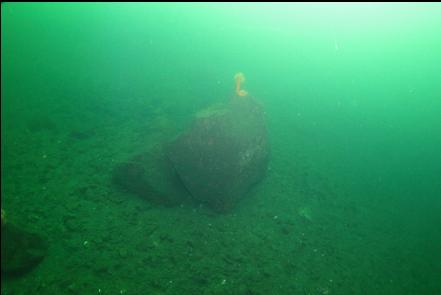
2, 3, 441, 294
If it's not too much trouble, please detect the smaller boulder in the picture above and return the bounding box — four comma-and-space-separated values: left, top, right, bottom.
112, 144, 192, 207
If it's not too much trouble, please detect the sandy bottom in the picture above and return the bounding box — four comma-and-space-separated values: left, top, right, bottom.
1, 105, 439, 295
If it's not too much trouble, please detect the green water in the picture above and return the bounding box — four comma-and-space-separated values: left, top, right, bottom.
1, 3, 441, 294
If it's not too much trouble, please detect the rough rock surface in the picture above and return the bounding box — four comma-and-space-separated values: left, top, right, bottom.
167, 96, 270, 212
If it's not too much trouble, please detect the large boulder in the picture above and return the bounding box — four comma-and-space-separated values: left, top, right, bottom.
167, 96, 270, 212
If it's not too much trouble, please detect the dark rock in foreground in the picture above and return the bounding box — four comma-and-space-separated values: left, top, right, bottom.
1, 222, 48, 276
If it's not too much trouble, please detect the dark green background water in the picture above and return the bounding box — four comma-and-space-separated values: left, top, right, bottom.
2, 3, 440, 294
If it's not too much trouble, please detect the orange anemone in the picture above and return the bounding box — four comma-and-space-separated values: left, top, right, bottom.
234, 72, 248, 97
